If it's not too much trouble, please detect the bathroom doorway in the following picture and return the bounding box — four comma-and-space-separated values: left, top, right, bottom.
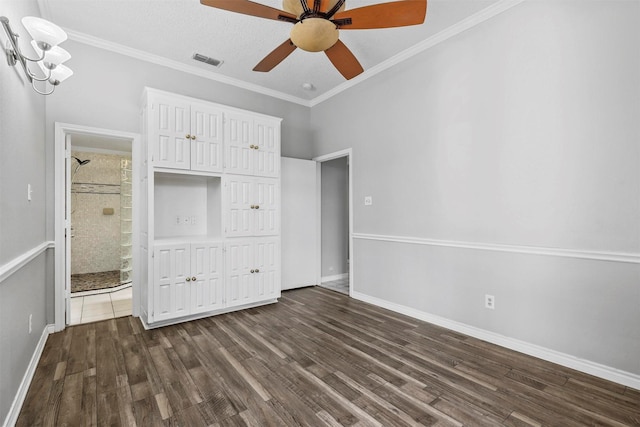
54, 123, 140, 330
68, 141, 132, 324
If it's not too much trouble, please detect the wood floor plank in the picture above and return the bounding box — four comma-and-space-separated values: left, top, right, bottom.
56, 371, 84, 426
17, 287, 640, 426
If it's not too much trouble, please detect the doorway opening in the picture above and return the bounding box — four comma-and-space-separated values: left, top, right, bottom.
313, 149, 353, 297
68, 142, 132, 324
54, 123, 140, 331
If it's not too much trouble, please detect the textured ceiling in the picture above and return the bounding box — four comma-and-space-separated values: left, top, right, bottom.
38, 0, 503, 104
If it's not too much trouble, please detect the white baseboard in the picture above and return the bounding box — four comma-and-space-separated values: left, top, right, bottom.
351, 291, 640, 391
3, 324, 54, 427
321, 273, 349, 283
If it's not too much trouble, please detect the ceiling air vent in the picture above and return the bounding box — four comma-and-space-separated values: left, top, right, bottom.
192, 53, 223, 68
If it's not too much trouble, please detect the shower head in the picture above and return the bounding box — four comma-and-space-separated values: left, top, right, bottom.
72, 156, 90, 166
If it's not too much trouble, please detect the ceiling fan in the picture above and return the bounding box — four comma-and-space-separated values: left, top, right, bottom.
200, 0, 427, 80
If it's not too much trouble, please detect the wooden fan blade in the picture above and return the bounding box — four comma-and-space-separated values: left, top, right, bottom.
253, 39, 297, 72
324, 40, 364, 80
200, 0, 296, 22
334, 0, 427, 29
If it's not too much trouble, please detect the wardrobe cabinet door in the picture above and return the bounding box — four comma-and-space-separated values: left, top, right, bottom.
191, 243, 224, 314
253, 118, 280, 178
253, 178, 279, 236
225, 240, 254, 307
191, 102, 224, 173
224, 112, 253, 175
253, 238, 280, 301
151, 96, 191, 170
153, 243, 190, 322
225, 175, 254, 237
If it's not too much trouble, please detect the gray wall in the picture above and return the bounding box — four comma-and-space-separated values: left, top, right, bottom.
321, 157, 349, 278
311, 0, 640, 375
0, 0, 52, 422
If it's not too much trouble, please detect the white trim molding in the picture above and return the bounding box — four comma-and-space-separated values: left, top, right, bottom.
0, 242, 54, 284
2, 324, 54, 427
352, 291, 640, 390
353, 233, 640, 264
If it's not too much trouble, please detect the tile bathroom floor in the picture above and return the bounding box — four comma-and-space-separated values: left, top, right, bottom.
69, 286, 132, 325
318, 277, 350, 295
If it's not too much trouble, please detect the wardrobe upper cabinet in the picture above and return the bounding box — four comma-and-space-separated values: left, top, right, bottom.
225, 114, 280, 178
148, 93, 224, 173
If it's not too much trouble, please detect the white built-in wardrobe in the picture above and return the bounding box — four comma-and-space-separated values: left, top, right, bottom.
139, 88, 281, 328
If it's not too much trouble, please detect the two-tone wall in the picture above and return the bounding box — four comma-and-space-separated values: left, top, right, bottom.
0, 1, 53, 424
311, 0, 640, 383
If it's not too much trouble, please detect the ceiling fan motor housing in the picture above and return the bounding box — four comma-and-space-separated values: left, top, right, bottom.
290, 17, 339, 52
283, 0, 346, 17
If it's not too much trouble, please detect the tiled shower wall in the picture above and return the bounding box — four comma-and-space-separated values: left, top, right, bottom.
71, 151, 131, 275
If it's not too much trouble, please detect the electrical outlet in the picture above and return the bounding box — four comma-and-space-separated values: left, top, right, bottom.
29, 314, 32, 334
182, 216, 190, 224
485, 294, 495, 310
176, 216, 181, 224
364, 196, 373, 206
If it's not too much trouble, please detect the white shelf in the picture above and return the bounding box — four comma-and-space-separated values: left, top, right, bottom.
154, 172, 222, 239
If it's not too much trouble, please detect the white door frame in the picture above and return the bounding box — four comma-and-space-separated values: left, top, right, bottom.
54, 122, 141, 331
312, 148, 353, 296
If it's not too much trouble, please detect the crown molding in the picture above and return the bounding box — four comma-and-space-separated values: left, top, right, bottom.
37, 0, 525, 108
64, 29, 312, 107
309, 0, 527, 107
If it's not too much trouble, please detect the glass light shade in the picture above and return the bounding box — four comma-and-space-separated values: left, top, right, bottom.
290, 18, 339, 52
31, 40, 70, 68
21, 16, 67, 49
48, 64, 73, 84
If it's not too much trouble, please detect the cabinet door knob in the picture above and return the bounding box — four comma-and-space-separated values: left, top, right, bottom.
250, 269, 255, 273
255, 269, 260, 273
192, 276, 196, 281
191, 135, 196, 140
255, 205, 259, 209
249, 144, 255, 149
253, 145, 259, 150
186, 277, 191, 282
185, 134, 191, 139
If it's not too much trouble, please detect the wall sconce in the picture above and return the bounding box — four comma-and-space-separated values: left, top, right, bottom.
1, 16, 73, 95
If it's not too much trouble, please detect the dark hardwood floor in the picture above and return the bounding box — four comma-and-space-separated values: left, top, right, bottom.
17, 287, 640, 426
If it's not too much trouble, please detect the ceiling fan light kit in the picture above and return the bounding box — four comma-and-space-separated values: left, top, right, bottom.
200, 0, 427, 80
290, 18, 339, 52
